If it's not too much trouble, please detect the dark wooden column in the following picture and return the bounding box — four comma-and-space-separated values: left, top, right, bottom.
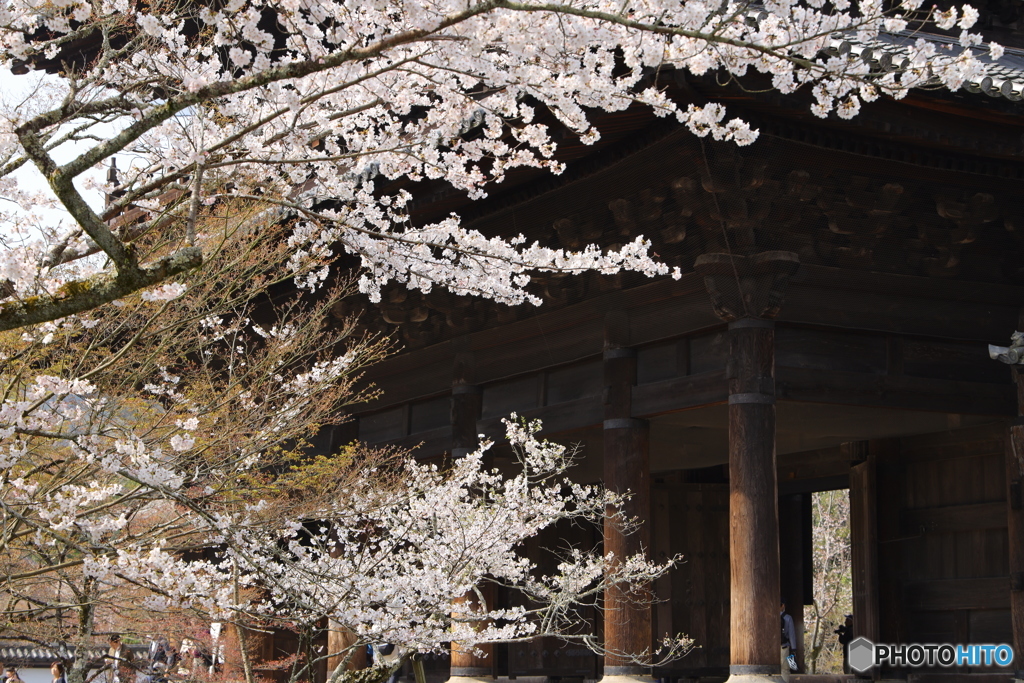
874, 439, 905, 649
695, 250, 798, 681
1007, 316, 1024, 682
326, 627, 366, 678
1008, 427, 1024, 682
726, 317, 781, 677
327, 417, 367, 678
847, 441, 880, 646
603, 339, 653, 680
451, 383, 482, 459
449, 349, 493, 680
989, 317, 1024, 682
450, 586, 495, 679
778, 494, 809, 672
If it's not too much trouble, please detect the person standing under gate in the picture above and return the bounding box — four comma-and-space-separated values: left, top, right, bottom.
835, 614, 854, 673
781, 598, 798, 682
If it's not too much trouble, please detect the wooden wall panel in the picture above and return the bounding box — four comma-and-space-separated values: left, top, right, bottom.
636, 341, 682, 385
506, 520, 600, 678
688, 331, 730, 375
905, 577, 1007, 612
652, 483, 730, 677
897, 423, 1012, 654
359, 405, 406, 442
481, 375, 539, 418
547, 360, 602, 405
409, 396, 449, 433
970, 609, 1013, 643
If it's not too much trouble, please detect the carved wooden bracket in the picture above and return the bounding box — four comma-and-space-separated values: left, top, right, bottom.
694, 250, 800, 321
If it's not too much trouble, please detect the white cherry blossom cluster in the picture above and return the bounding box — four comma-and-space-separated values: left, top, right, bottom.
0, 0, 1000, 323
207, 416, 685, 665
3, 390, 684, 669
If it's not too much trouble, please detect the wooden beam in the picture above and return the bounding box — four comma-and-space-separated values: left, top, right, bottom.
365, 425, 452, 453
782, 268, 1023, 343
475, 395, 603, 439
777, 367, 1015, 416
356, 268, 1024, 413
777, 446, 849, 484
630, 370, 728, 417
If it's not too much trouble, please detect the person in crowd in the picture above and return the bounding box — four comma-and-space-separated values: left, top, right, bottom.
163, 644, 179, 673
780, 598, 798, 682
107, 634, 135, 683
51, 661, 67, 683
151, 642, 167, 671
5, 667, 23, 683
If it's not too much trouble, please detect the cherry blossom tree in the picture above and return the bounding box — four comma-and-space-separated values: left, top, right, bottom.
0, 210, 687, 683
197, 416, 691, 683
0, 0, 999, 330
0, 214, 384, 679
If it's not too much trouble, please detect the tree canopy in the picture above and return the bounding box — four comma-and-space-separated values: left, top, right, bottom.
0, 0, 999, 328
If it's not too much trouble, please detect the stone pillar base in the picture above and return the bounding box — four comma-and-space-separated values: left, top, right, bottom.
598, 675, 656, 683
444, 677, 493, 683
725, 674, 785, 683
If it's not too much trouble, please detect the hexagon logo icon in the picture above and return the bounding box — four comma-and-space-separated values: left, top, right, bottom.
849, 637, 875, 673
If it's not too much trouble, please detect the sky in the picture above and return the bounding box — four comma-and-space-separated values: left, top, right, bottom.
0, 68, 117, 239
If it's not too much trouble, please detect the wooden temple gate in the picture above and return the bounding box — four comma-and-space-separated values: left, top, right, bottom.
336, 116, 1024, 682
308, 27, 1024, 683
347, 293, 1022, 683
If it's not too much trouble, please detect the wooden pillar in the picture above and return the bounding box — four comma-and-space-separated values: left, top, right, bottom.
1008, 428, 1024, 682
874, 438, 905, 648
726, 318, 781, 678
449, 365, 493, 681
326, 417, 366, 679
451, 383, 482, 458
694, 249, 797, 681
327, 627, 366, 678
778, 494, 808, 672
1008, 320, 1024, 681
602, 334, 653, 680
450, 585, 495, 679
847, 441, 881, 680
